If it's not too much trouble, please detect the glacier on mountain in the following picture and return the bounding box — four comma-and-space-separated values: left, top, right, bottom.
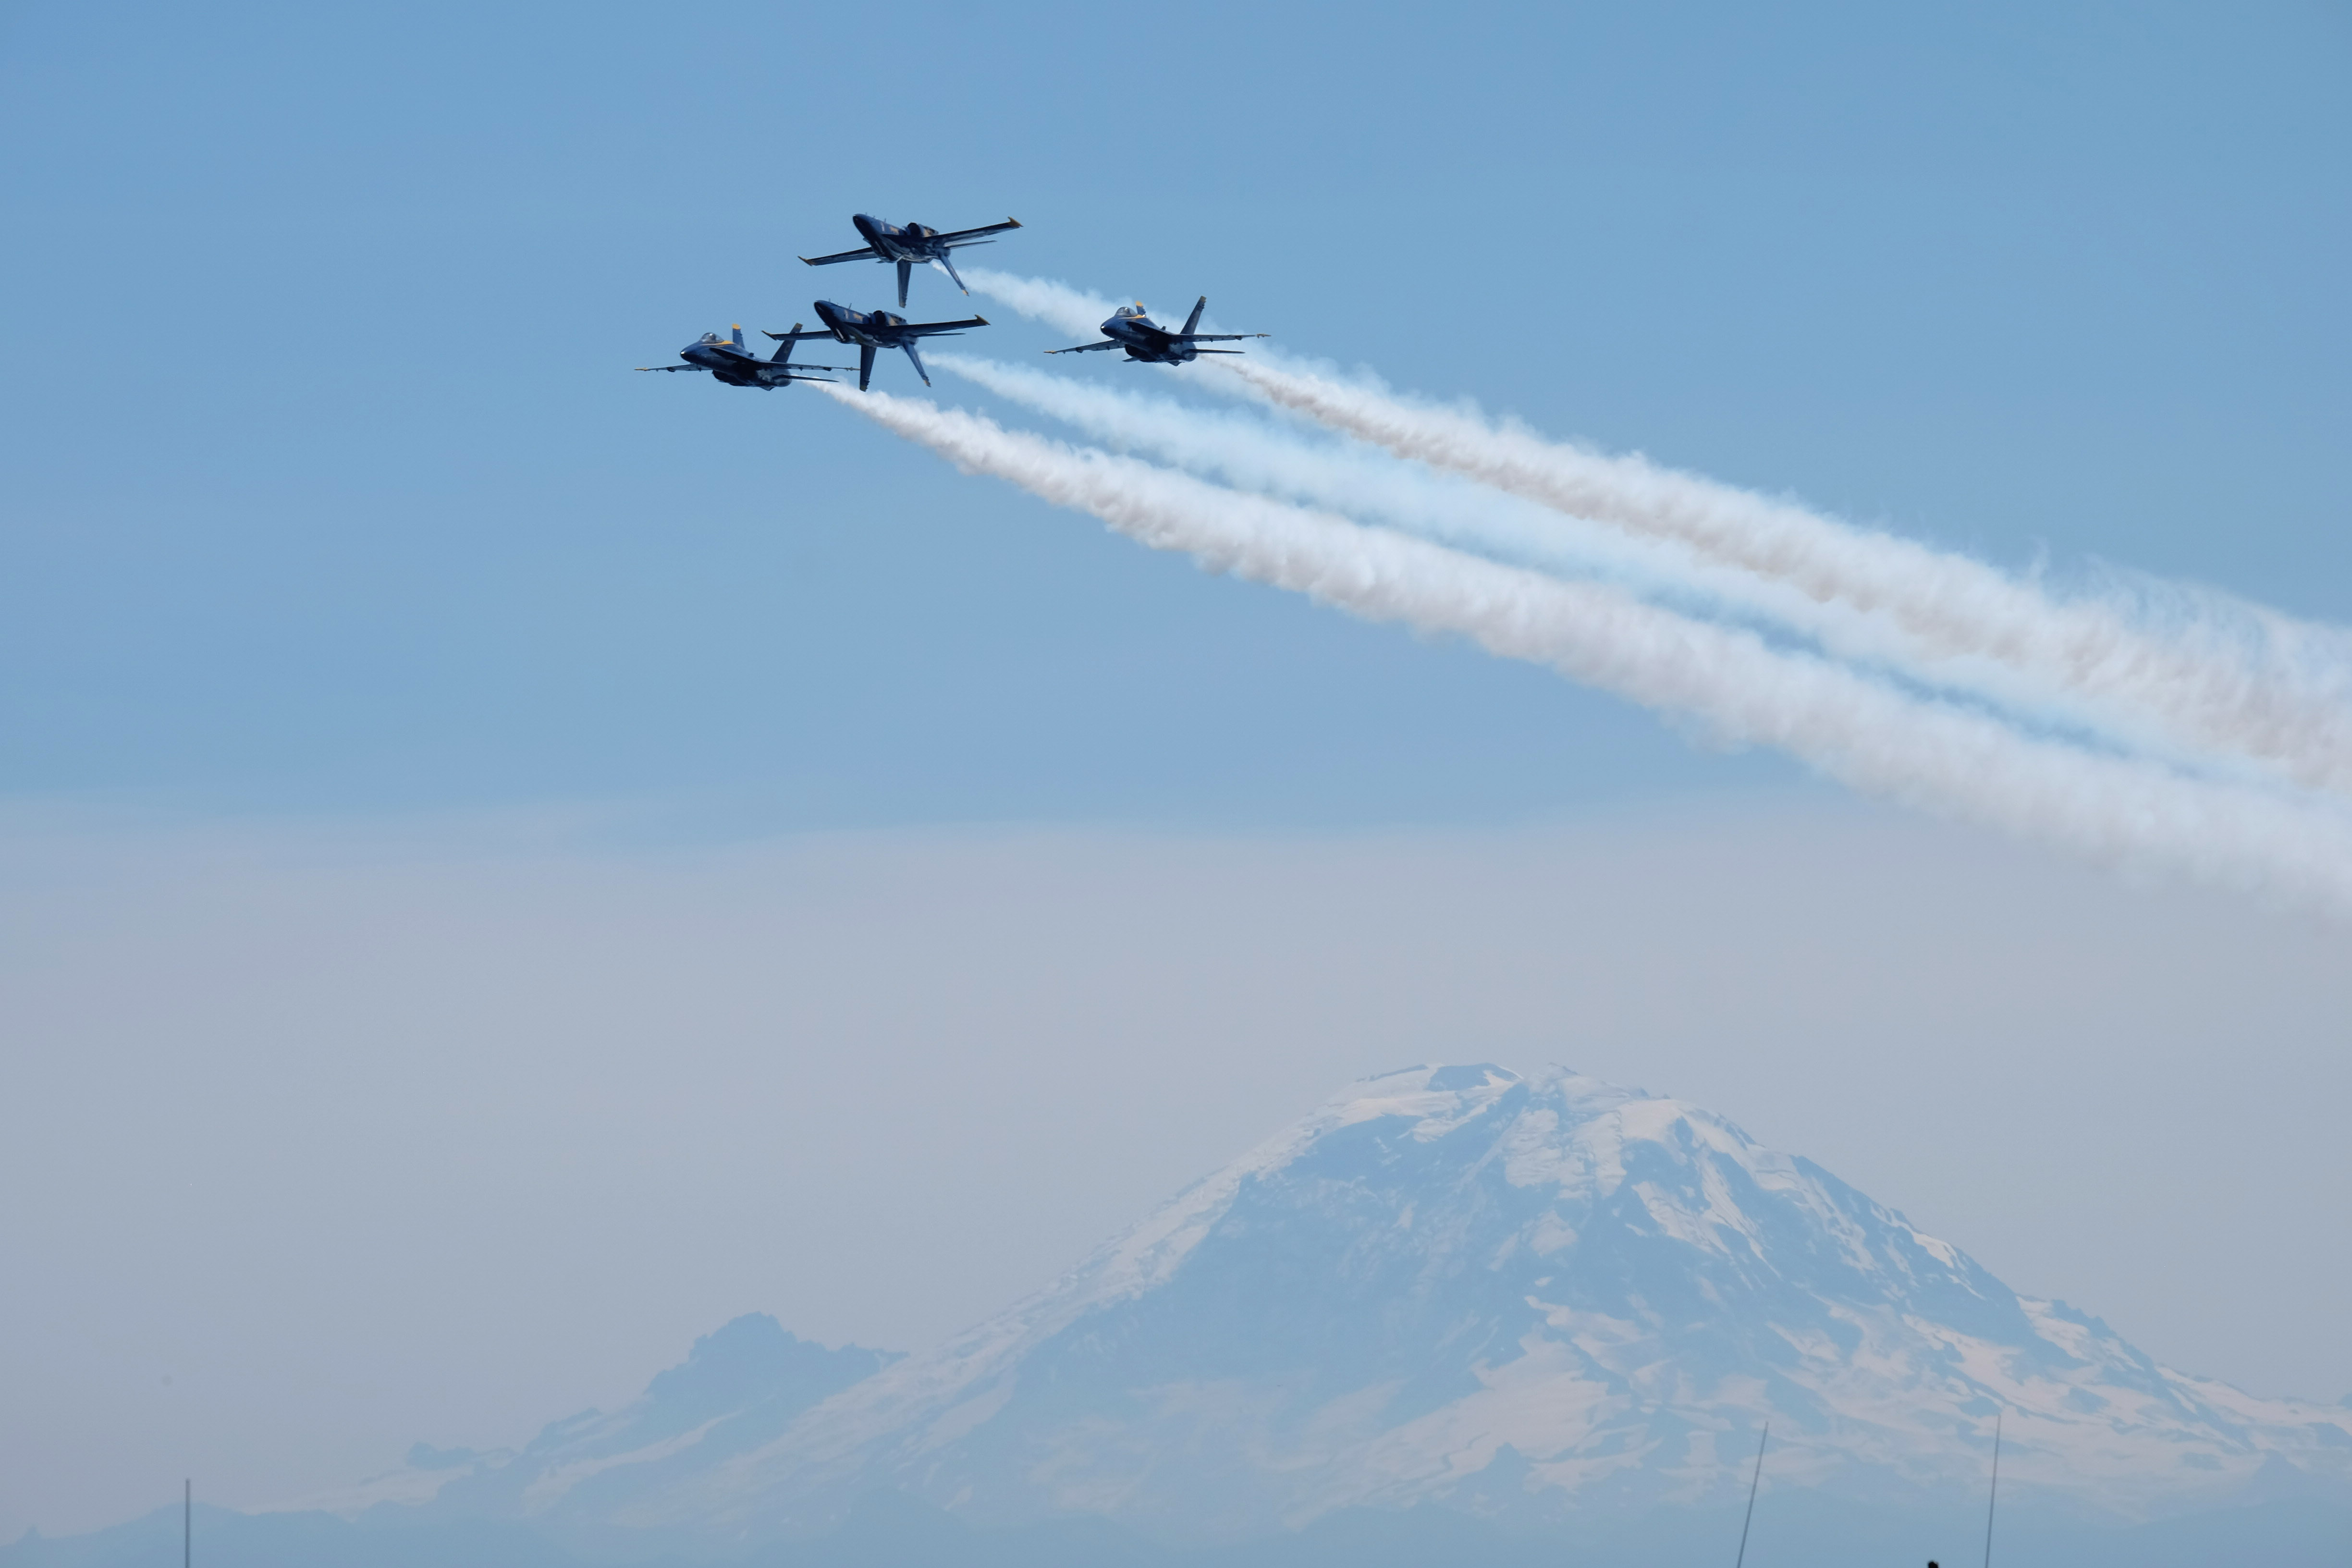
295, 1065, 2352, 1543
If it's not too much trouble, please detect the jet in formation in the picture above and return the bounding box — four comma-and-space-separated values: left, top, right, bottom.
801, 213, 1023, 306
809, 299, 990, 391
635, 324, 842, 388
1047, 298, 1267, 364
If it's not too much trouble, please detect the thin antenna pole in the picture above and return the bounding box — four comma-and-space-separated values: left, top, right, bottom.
1734, 1422, 1768, 1568
1982, 1413, 2001, 1568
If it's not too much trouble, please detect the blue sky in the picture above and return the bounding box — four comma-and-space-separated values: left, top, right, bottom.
4, 0, 2351, 1541
4, 0, 2344, 827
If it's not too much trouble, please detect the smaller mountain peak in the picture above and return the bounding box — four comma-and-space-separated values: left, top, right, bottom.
691, 1312, 794, 1355
652, 1315, 899, 1401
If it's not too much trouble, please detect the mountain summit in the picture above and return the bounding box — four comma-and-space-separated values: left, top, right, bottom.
322, 1066, 2352, 1542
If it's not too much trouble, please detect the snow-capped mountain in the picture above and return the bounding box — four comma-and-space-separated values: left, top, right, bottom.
324, 1065, 2352, 1543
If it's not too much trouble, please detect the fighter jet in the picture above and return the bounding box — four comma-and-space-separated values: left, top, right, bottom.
1046, 298, 1267, 365
635, 323, 842, 388
801, 214, 1023, 307
809, 299, 989, 391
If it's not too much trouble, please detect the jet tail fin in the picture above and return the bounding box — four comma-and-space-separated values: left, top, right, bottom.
896, 257, 913, 307
730, 324, 747, 350
770, 323, 806, 363
902, 341, 932, 386
935, 253, 970, 295
1181, 296, 1207, 336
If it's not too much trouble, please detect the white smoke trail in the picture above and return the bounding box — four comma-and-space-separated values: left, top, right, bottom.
812, 382, 2352, 915
961, 267, 2352, 799
932, 354, 2295, 774
1226, 359, 2352, 798
934, 350, 1769, 602
959, 267, 1121, 339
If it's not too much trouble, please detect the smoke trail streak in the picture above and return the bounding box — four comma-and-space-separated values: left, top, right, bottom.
1225, 358, 2352, 797
960, 267, 1120, 338
962, 267, 2352, 799
934, 351, 1775, 604
934, 354, 2295, 775
813, 382, 2352, 914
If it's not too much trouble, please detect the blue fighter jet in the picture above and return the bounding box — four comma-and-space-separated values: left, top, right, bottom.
801, 214, 1022, 307
1046, 297, 1267, 365
636, 323, 842, 388
809, 300, 989, 391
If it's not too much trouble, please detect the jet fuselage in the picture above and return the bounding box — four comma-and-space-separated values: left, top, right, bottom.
1097, 312, 1204, 363
678, 339, 795, 387
812, 300, 917, 347
851, 214, 950, 264
810, 299, 989, 390
1044, 298, 1264, 365
801, 213, 1020, 306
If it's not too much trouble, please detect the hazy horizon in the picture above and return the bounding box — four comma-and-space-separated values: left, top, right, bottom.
8, 797, 2351, 1537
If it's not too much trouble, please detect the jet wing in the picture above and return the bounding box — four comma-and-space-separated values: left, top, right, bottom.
1180, 332, 1270, 343
801, 246, 882, 266
936, 218, 1022, 247
899, 315, 990, 337
635, 364, 707, 372
1045, 340, 1120, 355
